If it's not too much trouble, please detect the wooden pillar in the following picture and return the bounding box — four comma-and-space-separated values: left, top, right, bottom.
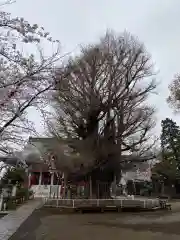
161, 181, 165, 195
39, 171, 42, 185
133, 180, 136, 195
61, 172, 67, 199
51, 172, 54, 185
0, 193, 3, 211
114, 176, 117, 198
90, 175, 92, 199
97, 181, 100, 199
28, 172, 32, 188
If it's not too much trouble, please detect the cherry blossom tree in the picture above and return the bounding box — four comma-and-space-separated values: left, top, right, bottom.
0, 1, 62, 155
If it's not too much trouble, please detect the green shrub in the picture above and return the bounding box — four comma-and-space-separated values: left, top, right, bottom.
16, 187, 29, 201
6, 199, 17, 210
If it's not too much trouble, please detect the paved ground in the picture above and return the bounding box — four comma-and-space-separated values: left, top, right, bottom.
9, 201, 180, 240
0, 213, 7, 219
0, 199, 42, 240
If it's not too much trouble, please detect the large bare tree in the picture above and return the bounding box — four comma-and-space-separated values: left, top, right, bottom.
0, 2, 62, 155
45, 31, 157, 196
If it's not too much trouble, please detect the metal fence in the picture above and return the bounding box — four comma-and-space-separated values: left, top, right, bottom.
43, 198, 160, 209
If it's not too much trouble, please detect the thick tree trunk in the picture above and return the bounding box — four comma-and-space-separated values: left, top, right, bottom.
90, 181, 111, 199
90, 169, 113, 199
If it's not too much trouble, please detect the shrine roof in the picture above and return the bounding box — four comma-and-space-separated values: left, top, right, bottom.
0, 156, 19, 165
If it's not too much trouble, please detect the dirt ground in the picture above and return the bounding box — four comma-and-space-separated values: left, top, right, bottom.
10, 201, 180, 240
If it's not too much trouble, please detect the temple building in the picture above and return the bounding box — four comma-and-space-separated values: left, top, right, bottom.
0, 137, 67, 198
0, 137, 154, 198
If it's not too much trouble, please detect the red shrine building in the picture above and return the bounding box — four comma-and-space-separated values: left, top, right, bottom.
1, 137, 154, 199
28, 160, 64, 198
26, 137, 67, 198
1, 137, 67, 198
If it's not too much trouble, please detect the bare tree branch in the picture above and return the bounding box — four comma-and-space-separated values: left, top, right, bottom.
43, 30, 157, 183
0, 6, 64, 155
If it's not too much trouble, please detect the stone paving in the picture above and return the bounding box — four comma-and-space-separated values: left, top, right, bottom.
0, 199, 42, 240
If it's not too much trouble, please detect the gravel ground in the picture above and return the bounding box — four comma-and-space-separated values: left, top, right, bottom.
9, 202, 180, 240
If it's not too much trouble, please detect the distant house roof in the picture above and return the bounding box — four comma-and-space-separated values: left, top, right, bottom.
122, 161, 152, 182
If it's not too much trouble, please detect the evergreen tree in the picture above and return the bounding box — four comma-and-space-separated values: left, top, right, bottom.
152, 118, 180, 182
161, 118, 180, 166
1, 167, 26, 186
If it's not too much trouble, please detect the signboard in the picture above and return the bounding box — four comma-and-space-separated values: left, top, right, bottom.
31, 185, 50, 198
31, 185, 62, 198
50, 185, 59, 198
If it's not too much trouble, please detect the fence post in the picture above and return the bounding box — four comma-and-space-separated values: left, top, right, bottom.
120, 199, 122, 208
57, 199, 58, 207
143, 200, 146, 208
73, 200, 74, 208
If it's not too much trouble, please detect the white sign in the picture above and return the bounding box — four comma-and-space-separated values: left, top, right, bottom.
31, 185, 50, 198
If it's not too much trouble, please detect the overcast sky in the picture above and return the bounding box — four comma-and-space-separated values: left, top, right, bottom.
4, 0, 180, 135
